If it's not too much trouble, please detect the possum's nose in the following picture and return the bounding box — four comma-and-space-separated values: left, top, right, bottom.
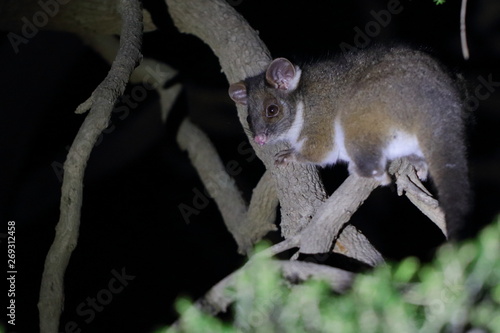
254, 134, 267, 145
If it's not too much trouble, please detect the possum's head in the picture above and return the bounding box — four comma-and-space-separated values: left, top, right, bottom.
229, 58, 302, 145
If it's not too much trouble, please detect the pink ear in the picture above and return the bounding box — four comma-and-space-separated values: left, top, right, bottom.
265, 58, 301, 91
228, 81, 248, 105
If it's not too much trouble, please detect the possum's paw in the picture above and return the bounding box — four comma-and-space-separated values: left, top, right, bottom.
407, 155, 429, 181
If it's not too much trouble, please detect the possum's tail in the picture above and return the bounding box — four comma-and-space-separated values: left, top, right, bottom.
424, 127, 471, 240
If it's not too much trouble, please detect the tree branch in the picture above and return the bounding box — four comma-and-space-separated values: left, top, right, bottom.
37, 1, 143, 332
332, 225, 385, 267
460, 0, 470, 60
177, 118, 248, 242
389, 158, 447, 237
299, 174, 380, 254
240, 170, 279, 253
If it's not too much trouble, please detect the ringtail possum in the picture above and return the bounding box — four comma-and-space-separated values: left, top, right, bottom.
229, 46, 470, 239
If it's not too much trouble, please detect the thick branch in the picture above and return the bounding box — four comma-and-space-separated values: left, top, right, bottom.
299, 174, 379, 254
332, 225, 385, 267
166, 0, 270, 83
37, 1, 143, 332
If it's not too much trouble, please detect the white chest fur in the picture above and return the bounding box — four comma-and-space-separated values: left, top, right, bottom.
282, 101, 306, 151
318, 118, 350, 166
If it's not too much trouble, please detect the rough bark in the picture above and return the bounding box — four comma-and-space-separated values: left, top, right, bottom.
299, 174, 380, 254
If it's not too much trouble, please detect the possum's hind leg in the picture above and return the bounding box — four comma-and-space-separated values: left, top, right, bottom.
342, 105, 393, 185
347, 142, 391, 185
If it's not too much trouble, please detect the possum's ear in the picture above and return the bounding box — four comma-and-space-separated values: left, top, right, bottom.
228, 81, 248, 105
265, 58, 302, 92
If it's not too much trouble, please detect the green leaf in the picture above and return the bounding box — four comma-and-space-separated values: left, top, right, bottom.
393, 256, 420, 283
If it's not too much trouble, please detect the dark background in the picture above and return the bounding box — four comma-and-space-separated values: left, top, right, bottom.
1, 0, 500, 332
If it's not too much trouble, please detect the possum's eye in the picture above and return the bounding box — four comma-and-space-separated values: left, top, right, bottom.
266, 104, 280, 118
